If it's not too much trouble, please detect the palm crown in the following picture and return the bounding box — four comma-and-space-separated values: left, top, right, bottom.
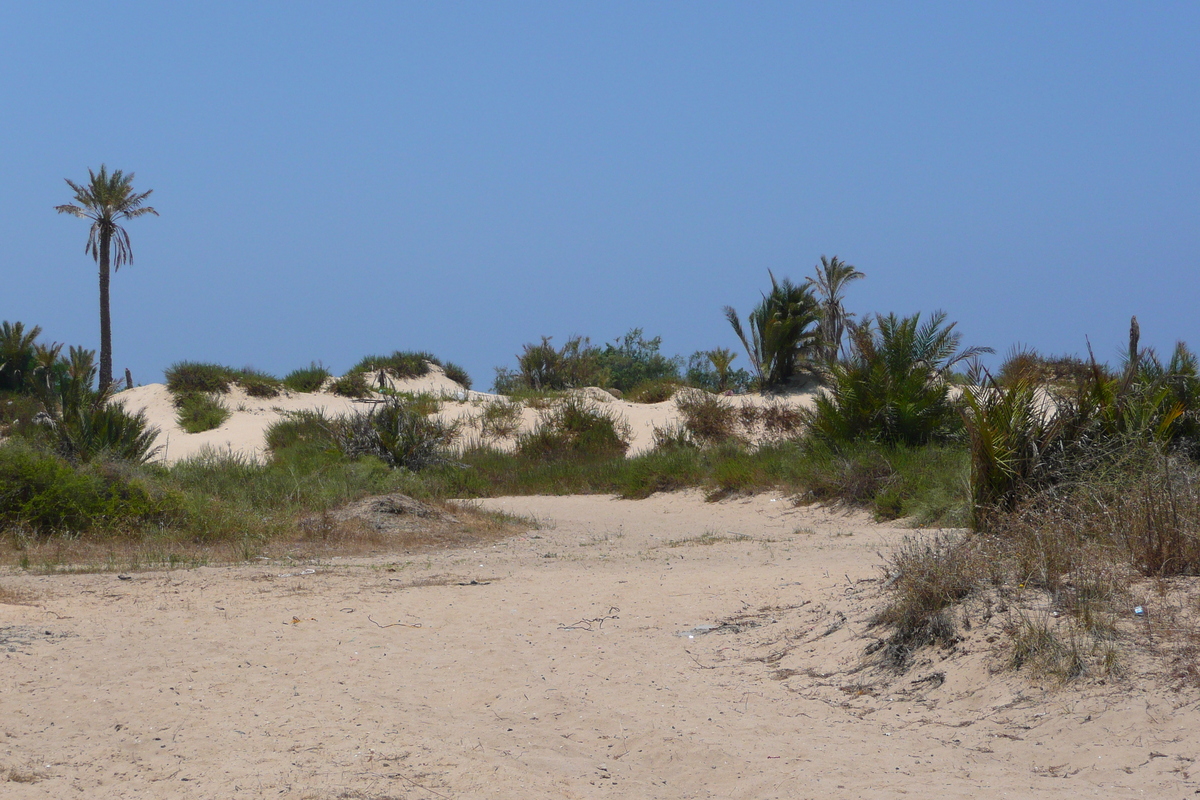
55, 165, 158, 270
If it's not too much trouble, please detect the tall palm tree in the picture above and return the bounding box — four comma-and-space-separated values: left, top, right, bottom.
56, 165, 157, 389
810, 255, 864, 364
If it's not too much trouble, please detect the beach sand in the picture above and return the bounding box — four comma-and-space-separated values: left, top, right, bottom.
3, 491, 1197, 798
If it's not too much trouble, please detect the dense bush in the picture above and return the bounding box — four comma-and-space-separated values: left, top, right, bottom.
0, 441, 180, 535
350, 351, 436, 379
331, 397, 458, 470
331, 372, 370, 398
494, 328, 679, 394
594, 329, 681, 393
233, 368, 282, 398
442, 361, 472, 389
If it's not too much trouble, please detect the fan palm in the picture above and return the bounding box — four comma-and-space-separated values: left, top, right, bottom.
56, 166, 157, 389
810, 255, 864, 364
724, 271, 820, 390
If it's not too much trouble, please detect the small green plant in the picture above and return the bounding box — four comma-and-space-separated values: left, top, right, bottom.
283, 363, 331, 393
174, 392, 230, 433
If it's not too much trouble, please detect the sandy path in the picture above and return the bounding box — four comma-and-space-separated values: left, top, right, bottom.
2, 492, 1197, 798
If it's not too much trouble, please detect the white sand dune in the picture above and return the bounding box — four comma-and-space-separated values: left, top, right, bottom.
113, 364, 820, 465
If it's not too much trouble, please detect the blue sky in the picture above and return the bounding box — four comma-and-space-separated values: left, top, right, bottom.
4, 3, 1197, 388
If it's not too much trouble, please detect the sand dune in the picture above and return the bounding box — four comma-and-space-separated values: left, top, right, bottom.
112, 365, 819, 465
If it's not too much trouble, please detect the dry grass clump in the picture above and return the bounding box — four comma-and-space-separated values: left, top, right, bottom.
673, 390, 742, 445
517, 396, 631, 460
872, 532, 986, 671
479, 399, 522, 440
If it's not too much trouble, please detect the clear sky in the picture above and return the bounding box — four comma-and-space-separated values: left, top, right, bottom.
4, 3, 1197, 389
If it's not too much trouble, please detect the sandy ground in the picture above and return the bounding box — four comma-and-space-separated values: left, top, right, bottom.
112, 366, 818, 464
3, 491, 1198, 799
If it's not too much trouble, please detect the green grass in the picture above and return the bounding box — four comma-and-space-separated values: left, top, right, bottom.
350, 351, 437, 379
165, 361, 234, 394
331, 372, 371, 398
165, 361, 282, 398
232, 368, 282, 398
283, 363, 331, 393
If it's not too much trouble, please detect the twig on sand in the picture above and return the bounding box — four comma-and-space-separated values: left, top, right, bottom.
384, 770, 453, 799
367, 615, 423, 629
558, 606, 620, 631
684, 649, 717, 670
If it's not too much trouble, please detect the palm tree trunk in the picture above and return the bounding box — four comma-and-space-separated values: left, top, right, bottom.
98, 232, 112, 390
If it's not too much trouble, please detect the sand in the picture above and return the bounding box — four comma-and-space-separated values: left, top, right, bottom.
3, 491, 1198, 799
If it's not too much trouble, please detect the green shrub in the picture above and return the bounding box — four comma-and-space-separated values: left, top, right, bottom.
442, 362, 472, 389
332, 397, 458, 470
625, 378, 682, 404
496, 336, 608, 393
517, 397, 631, 460
233, 368, 282, 398
480, 399, 522, 439
264, 410, 339, 454
350, 351, 437, 379
807, 311, 992, 446
283, 363, 331, 393
0, 441, 180, 535
164, 361, 235, 394
595, 329, 681, 393
174, 392, 230, 433
674, 390, 741, 445
331, 372, 371, 398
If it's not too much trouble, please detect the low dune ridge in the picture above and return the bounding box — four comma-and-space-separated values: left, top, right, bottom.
112, 363, 820, 465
